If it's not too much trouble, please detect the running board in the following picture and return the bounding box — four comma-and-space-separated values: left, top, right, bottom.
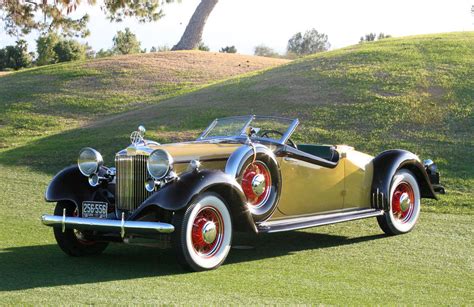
257, 208, 384, 233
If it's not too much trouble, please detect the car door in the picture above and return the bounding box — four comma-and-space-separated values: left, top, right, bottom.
274, 146, 345, 217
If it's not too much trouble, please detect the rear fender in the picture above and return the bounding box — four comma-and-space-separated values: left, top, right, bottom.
371, 149, 437, 211
129, 169, 256, 233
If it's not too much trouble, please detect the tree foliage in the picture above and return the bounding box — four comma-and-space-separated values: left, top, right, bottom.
0, 0, 92, 38
197, 41, 210, 51
219, 45, 237, 53
1, 0, 213, 52
53, 40, 86, 62
0, 40, 33, 70
254, 45, 279, 58
360, 32, 391, 43
287, 29, 330, 56
36, 33, 87, 65
112, 28, 142, 54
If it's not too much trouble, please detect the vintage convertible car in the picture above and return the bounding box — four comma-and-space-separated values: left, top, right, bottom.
42, 115, 444, 271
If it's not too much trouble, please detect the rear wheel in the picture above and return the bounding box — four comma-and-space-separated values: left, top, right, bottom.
53, 201, 109, 257
172, 192, 232, 271
377, 169, 421, 235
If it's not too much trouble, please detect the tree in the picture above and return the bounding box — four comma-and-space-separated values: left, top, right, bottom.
287, 29, 330, 56
1, 0, 218, 51
36, 33, 60, 66
172, 0, 219, 50
254, 45, 279, 58
360, 32, 391, 43
112, 28, 141, 55
219, 45, 237, 53
0, 0, 92, 38
0, 40, 32, 70
96, 48, 115, 58
36, 33, 87, 65
53, 40, 86, 62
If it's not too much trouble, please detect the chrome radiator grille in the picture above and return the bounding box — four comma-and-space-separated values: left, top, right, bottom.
115, 155, 151, 211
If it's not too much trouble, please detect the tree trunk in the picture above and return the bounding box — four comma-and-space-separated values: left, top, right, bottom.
171, 0, 218, 51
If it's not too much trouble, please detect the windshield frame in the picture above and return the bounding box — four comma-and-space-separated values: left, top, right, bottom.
197, 115, 299, 145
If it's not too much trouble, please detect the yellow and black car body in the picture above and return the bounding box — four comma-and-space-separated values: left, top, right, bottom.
42, 115, 444, 271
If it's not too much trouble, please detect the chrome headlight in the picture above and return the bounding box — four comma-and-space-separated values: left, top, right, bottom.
78, 147, 103, 176
147, 149, 173, 180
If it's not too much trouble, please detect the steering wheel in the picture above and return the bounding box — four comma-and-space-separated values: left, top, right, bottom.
260, 129, 297, 148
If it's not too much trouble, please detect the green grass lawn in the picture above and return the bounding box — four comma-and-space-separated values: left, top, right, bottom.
0, 166, 472, 305
0, 32, 472, 304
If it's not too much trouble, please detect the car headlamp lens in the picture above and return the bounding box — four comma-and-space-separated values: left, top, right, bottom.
147, 149, 172, 180
78, 147, 103, 176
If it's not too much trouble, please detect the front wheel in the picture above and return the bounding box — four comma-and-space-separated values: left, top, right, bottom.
53, 201, 109, 257
172, 192, 232, 271
377, 169, 421, 235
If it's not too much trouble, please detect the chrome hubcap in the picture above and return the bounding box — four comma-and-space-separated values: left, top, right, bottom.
201, 221, 217, 244
399, 192, 411, 212
251, 174, 266, 196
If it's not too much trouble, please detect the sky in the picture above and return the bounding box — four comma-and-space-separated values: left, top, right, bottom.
1, 0, 473, 55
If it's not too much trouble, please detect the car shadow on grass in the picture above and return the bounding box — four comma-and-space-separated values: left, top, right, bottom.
0, 231, 386, 291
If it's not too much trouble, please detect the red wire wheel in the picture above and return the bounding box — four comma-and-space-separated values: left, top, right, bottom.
240, 161, 272, 208
391, 181, 415, 223
191, 206, 224, 257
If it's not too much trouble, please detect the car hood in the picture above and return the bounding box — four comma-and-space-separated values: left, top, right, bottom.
124, 141, 242, 163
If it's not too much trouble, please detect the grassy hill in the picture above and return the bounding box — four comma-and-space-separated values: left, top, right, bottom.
0, 33, 472, 304
0, 51, 288, 148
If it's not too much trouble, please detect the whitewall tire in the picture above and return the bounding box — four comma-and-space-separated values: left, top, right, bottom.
377, 169, 421, 235
173, 192, 232, 271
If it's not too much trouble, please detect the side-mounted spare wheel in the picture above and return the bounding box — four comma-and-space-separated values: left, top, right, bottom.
226, 144, 281, 222
172, 192, 232, 271
377, 169, 421, 235
53, 201, 109, 256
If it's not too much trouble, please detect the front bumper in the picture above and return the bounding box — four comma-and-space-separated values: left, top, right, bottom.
41, 214, 175, 237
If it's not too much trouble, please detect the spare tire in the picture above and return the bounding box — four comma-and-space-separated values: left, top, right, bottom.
226, 144, 281, 222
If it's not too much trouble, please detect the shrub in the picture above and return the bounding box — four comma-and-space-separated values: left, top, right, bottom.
0, 40, 32, 70
36, 33, 60, 65
197, 41, 210, 51
287, 29, 330, 56
150, 45, 170, 52
254, 45, 279, 58
219, 45, 237, 53
112, 28, 141, 55
360, 33, 392, 43
53, 40, 86, 62
36, 33, 87, 65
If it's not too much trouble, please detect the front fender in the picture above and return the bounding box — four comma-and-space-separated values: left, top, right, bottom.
45, 165, 98, 208
371, 149, 437, 211
129, 169, 256, 233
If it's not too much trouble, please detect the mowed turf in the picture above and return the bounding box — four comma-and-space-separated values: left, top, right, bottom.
0, 51, 288, 148
0, 164, 472, 305
0, 33, 473, 304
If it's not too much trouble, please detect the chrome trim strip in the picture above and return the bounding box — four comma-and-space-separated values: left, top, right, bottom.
198, 118, 218, 140
41, 215, 175, 234
258, 208, 384, 233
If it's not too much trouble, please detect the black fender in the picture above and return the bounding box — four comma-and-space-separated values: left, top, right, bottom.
45, 165, 110, 210
44, 165, 115, 212
371, 149, 437, 211
129, 169, 257, 233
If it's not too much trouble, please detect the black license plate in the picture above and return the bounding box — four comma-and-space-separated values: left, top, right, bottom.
82, 201, 108, 219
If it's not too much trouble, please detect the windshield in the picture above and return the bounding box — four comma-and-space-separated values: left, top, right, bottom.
198, 115, 299, 144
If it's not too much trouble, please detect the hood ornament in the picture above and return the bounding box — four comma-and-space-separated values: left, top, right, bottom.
130, 125, 146, 145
